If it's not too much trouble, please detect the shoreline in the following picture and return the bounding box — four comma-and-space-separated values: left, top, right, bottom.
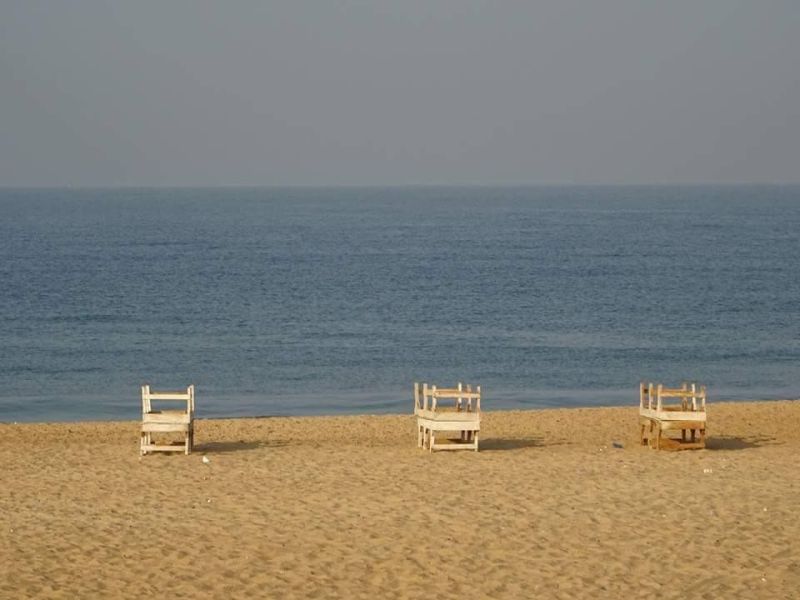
2, 395, 798, 426
4, 399, 798, 450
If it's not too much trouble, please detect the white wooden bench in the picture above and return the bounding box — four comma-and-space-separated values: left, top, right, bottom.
414, 382, 481, 452
639, 381, 706, 450
140, 384, 195, 456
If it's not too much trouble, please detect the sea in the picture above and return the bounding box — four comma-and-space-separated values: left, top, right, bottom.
1, 185, 798, 422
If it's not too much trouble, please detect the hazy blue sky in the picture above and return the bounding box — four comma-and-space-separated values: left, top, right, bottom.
1, 1, 798, 186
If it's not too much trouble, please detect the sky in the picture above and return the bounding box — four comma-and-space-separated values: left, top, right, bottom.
0, 1, 798, 186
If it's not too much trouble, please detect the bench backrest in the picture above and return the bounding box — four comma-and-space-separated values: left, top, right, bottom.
640, 381, 706, 412
142, 384, 195, 416
414, 382, 481, 413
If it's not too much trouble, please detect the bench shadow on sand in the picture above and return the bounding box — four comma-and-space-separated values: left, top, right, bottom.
705, 435, 778, 451
479, 436, 565, 451
194, 440, 289, 454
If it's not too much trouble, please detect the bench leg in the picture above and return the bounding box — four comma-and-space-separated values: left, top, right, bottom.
648, 421, 658, 449
141, 431, 152, 456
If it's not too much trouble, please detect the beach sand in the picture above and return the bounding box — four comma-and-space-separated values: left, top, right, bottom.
1, 400, 799, 599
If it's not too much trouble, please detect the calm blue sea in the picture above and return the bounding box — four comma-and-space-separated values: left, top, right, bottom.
0, 186, 798, 422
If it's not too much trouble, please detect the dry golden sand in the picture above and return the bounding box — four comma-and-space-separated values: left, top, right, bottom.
1, 400, 799, 599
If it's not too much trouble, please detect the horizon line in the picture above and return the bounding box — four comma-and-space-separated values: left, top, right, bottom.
2, 181, 800, 190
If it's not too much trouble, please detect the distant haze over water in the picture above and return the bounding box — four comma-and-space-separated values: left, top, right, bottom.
1, 185, 798, 422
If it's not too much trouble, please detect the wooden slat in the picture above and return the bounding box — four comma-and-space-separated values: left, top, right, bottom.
432, 390, 481, 399
141, 422, 190, 433
659, 389, 705, 399
141, 444, 189, 452
146, 392, 191, 401
640, 409, 706, 422
658, 420, 706, 431
653, 438, 705, 451
143, 411, 191, 422
431, 443, 479, 451
416, 410, 480, 422
418, 421, 480, 432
